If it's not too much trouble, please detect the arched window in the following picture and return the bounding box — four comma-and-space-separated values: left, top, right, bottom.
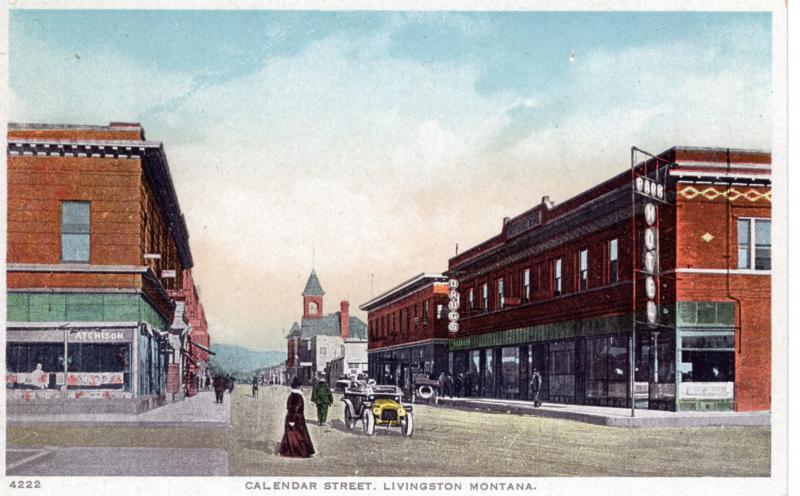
308, 302, 318, 314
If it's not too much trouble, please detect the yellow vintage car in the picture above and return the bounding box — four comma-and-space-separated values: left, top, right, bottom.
341, 384, 414, 437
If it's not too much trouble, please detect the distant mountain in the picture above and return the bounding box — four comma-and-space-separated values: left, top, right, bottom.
208, 343, 285, 378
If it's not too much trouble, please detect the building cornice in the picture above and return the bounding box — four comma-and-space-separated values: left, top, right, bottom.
368, 338, 450, 353
360, 273, 447, 312
7, 138, 160, 159
7, 263, 149, 273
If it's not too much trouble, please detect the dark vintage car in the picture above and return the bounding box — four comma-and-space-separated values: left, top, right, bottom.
341, 383, 414, 437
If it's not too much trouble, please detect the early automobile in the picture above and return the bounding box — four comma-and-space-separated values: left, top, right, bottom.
341, 383, 414, 437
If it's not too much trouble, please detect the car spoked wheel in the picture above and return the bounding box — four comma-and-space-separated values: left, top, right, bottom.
344, 407, 356, 431
401, 413, 414, 437
365, 412, 376, 436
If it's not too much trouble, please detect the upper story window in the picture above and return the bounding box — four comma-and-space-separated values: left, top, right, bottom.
523, 269, 531, 302
738, 218, 771, 270
308, 301, 318, 314
482, 283, 489, 310
320, 346, 327, 357
423, 300, 429, 322
579, 249, 588, 290
498, 278, 505, 309
609, 239, 619, 283
468, 288, 475, 310
61, 201, 90, 263
406, 307, 411, 332
436, 304, 444, 320
553, 258, 562, 296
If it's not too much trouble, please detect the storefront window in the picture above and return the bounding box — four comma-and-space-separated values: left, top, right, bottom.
680, 350, 733, 382
6, 344, 64, 390
548, 340, 574, 399
468, 350, 480, 396
584, 337, 607, 399
501, 347, 519, 397
67, 343, 131, 390
607, 336, 628, 399
483, 350, 495, 396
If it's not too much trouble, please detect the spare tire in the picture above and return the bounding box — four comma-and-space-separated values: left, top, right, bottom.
417, 385, 434, 400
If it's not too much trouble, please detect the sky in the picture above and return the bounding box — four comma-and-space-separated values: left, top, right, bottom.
8, 9, 773, 351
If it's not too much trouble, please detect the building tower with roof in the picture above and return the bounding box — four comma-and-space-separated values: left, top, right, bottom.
302, 269, 325, 320
285, 269, 369, 385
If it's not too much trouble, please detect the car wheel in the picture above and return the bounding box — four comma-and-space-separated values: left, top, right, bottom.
344, 407, 356, 431
418, 385, 434, 400
401, 413, 414, 437
365, 412, 376, 436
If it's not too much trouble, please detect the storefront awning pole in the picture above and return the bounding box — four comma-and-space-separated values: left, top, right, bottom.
630, 147, 637, 418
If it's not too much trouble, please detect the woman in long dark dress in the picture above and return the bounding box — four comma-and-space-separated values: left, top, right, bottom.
279, 377, 316, 458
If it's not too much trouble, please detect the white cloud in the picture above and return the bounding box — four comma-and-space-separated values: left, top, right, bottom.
10, 36, 195, 125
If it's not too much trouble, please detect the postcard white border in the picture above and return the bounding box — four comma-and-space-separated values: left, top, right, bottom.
0, 1, 792, 495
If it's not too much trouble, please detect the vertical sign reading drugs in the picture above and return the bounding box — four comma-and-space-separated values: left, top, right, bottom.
447, 278, 460, 333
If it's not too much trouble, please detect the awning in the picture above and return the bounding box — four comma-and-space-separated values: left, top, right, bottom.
189, 339, 216, 356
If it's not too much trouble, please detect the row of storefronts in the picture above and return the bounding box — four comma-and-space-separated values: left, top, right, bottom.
6, 122, 213, 414
364, 146, 770, 412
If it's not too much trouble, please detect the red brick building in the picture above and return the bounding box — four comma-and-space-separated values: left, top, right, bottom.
6, 122, 207, 413
447, 146, 770, 412
360, 273, 450, 389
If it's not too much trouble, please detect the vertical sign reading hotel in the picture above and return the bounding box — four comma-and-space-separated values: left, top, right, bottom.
448, 278, 460, 333
635, 176, 663, 326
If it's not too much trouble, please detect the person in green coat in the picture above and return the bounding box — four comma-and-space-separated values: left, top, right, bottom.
311, 378, 334, 426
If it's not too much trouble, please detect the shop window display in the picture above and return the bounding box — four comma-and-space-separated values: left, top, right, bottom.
6, 344, 64, 389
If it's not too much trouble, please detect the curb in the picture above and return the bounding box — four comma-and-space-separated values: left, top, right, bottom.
436, 399, 771, 428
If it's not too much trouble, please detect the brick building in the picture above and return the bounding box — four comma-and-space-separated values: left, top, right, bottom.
168, 268, 213, 397
5, 122, 208, 413
360, 273, 450, 390
446, 146, 770, 412
285, 270, 367, 385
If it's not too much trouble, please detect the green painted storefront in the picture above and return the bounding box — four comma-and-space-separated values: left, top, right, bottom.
7, 291, 168, 330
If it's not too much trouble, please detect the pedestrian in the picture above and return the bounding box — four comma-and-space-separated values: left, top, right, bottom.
213, 375, 226, 404
530, 367, 543, 407
252, 376, 259, 398
279, 376, 315, 458
205, 375, 211, 391
454, 372, 463, 397
437, 371, 447, 399
445, 372, 454, 398
228, 377, 236, 395
311, 377, 333, 426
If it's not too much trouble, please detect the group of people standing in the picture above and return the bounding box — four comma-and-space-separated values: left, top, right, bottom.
439, 368, 543, 407
212, 375, 235, 404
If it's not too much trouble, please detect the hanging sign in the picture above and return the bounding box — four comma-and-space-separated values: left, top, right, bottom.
448, 278, 460, 333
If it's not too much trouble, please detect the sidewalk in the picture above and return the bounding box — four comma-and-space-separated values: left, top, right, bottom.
8, 391, 231, 429
7, 445, 229, 476
436, 396, 770, 427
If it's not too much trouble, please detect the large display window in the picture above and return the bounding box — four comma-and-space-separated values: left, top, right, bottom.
548, 340, 575, 401
500, 347, 520, 398
6, 344, 64, 390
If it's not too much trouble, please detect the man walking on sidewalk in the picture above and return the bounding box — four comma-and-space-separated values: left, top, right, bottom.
530, 368, 543, 407
213, 375, 226, 404
311, 377, 333, 426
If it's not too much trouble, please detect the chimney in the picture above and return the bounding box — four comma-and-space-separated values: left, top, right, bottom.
340, 301, 350, 339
